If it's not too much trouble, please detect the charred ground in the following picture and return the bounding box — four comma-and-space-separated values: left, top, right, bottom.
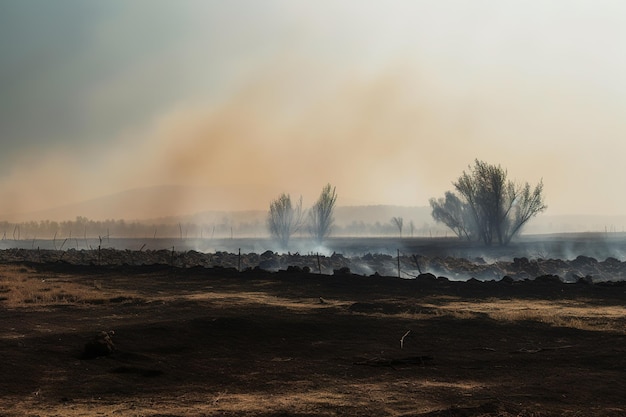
1, 238, 626, 416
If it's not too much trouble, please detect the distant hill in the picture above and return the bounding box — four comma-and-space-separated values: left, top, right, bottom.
335, 205, 432, 225
0, 184, 284, 222
0, 184, 433, 224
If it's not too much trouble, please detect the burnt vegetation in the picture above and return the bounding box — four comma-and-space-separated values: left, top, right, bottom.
1, 260, 626, 417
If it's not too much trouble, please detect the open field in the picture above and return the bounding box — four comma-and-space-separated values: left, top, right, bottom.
1, 257, 626, 416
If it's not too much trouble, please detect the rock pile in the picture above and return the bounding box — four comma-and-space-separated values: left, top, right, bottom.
2, 248, 626, 282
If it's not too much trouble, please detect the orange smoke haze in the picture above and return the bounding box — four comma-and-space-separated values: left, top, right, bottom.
1, 1, 626, 221
1, 59, 625, 219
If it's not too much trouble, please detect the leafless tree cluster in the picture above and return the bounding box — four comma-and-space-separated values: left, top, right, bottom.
267, 184, 337, 249
430, 160, 547, 246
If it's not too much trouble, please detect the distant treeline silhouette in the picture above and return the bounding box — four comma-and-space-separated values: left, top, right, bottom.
0, 216, 442, 241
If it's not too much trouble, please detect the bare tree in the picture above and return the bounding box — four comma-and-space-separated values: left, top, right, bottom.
391, 216, 404, 237
308, 184, 337, 245
430, 191, 475, 241
430, 160, 547, 246
267, 193, 304, 249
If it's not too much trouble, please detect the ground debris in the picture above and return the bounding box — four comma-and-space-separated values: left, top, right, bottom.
514, 345, 576, 354
353, 355, 433, 367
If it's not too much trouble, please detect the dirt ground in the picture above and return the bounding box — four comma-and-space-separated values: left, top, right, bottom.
1, 262, 626, 416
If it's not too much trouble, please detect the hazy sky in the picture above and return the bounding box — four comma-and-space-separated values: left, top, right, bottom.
1, 0, 626, 217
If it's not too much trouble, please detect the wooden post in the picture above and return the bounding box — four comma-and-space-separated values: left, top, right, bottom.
317, 253, 322, 274
397, 249, 401, 278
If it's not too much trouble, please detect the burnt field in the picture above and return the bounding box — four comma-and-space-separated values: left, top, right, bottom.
2, 234, 626, 282
1, 235, 626, 416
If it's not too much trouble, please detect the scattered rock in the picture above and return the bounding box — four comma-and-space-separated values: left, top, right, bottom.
82, 330, 115, 359
500, 275, 515, 284
333, 267, 351, 276
416, 273, 437, 283
534, 274, 562, 284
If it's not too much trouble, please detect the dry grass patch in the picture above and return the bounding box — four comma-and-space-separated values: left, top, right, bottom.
424, 297, 626, 333
184, 291, 351, 311
0, 265, 135, 307
2, 390, 357, 417
3, 381, 487, 417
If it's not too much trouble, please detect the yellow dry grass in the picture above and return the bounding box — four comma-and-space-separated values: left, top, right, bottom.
3, 263, 621, 335
1, 380, 484, 417
0, 265, 129, 307
421, 297, 626, 333
184, 291, 351, 311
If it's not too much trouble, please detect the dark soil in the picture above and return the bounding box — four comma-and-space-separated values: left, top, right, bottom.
1, 258, 625, 416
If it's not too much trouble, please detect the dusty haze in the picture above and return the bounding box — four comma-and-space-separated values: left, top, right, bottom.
1, 1, 626, 222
